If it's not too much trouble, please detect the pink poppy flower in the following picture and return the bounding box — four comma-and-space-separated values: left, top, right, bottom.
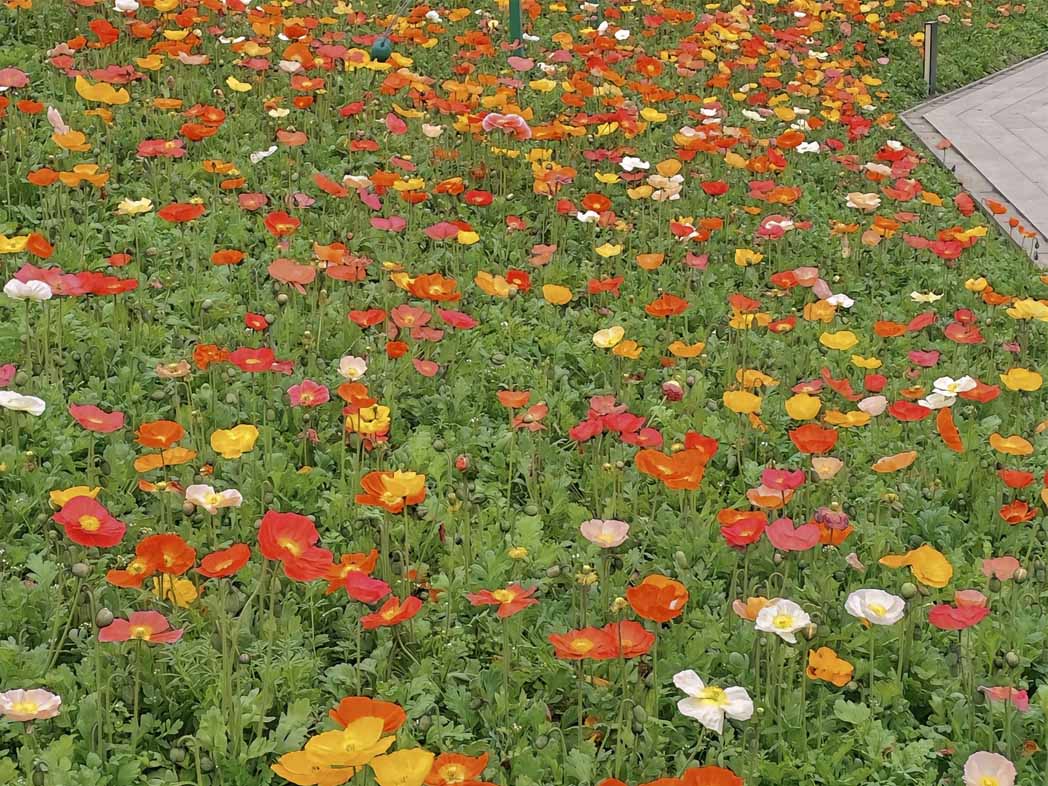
69, 403, 125, 433
98, 611, 184, 644
981, 556, 1021, 581
287, 379, 329, 408
760, 468, 805, 491
480, 112, 532, 141
978, 687, 1029, 712
580, 519, 630, 548
963, 752, 1015, 786
766, 518, 820, 552
0, 689, 61, 722
0, 364, 16, 388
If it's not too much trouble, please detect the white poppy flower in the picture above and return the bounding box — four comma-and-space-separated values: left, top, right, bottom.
933, 376, 976, 396
250, 145, 278, 164
754, 598, 811, 644
620, 156, 650, 172
338, 355, 367, 381
845, 589, 905, 625
4, 280, 52, 302
185, 485, 243, 515
673, 670, 753, 734
0, 391, 46, 416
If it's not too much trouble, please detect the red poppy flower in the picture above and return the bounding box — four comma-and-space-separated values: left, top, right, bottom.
197, 543, 251, 578
69, 403, 125, 433
361, 596, 423, 629
998, 470, 1034, 489
258, 510, 333, 581
888, 401, 932, 422
244, 313, 269, 331
229, 347, 276, 373
53, 497, 126, 548
136, 419, 184, 448
345, 573, 391, 603
263, 210, 301, 237
157, 202, 206, 223
999, 500, 1038, 524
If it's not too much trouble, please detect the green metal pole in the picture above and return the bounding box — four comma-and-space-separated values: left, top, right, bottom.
509, 0, 523, 55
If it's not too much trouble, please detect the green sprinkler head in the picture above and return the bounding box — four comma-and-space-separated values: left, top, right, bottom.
370, 35, 394, 62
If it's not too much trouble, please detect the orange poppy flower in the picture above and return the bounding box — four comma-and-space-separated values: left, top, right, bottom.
425, 752, 489, 786
788, 424, 838, 454
497, 390, 531, 409
635, 448, 709, 490
328, 696, 406, 733
626, 574, 688, 622
644, 293, 689, 318
136, 420, 185, 448
355, 471, 427, 513
137, 533, 197, 576
548, 627, 618, 660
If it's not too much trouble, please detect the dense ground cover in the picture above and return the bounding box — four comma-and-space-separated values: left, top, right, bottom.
2, 0, 1048, 784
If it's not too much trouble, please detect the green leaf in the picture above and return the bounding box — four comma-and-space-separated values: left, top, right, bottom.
833, 698, 871, 725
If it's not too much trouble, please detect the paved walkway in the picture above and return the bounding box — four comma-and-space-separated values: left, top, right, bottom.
903, 52, 1048, 266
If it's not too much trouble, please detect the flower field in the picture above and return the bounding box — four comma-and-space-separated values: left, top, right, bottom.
2, 0, 1048, 784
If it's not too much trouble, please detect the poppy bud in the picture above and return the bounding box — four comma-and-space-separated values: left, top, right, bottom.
662, 379, 685, 401
71, 562, 91, 578
455, 454, 470, 472
900, 582, 918, 599
1013, 568, 1028, 583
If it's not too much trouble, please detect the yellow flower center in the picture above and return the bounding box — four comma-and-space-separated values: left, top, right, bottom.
569, 639, 594, 653
492, 589, 515, 603
697, 686, 728, 706
980, 778, 999, 786
11, 700, 38, 715
129, 625, 151, 640
440, 764, 468, 783
773, 613, 795, 630
79, 515, 102, 532
868, 603, 886, 617
278, 538, 303, 557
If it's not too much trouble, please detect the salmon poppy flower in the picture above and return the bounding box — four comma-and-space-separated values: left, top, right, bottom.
53, 496, 126, 547
361, 596, 423, 629
496, 390, 531, 409
258, 510, 333, 581
355, 471, 427, 513
929, 603, 990, 630
98, 611, 184, 644
626, 574, 689, 622
288, 379, 330, 407
425, 752, 491, 786
548, 626, 618, 661
329, 696, 407, 732
69, 403, 124, 433
604, 620, 655, 658
466, 584, 539, 618
196, 544, 251, 579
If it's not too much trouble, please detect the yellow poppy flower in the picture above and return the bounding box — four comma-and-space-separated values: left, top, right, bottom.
542, 284, 573, 305
49, 486, 102, 508
850, 355, 881, 369
593, 326, 625, 349
667, 340, 705, 358
74, 76, 130, 106
989, 433, 1034, 456
734, 248, 763, 267
369, 749, 435, 786
612, 340, 642, 359
1000, 368, 1042, 392
819, 331, 858, 350
784, 393, 821, 420
723, 390, 761, 414
879, 544, 953, 588
210, 425, 260, 459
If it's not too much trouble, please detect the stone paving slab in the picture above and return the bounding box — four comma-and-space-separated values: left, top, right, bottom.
902, 52, 1048, 267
